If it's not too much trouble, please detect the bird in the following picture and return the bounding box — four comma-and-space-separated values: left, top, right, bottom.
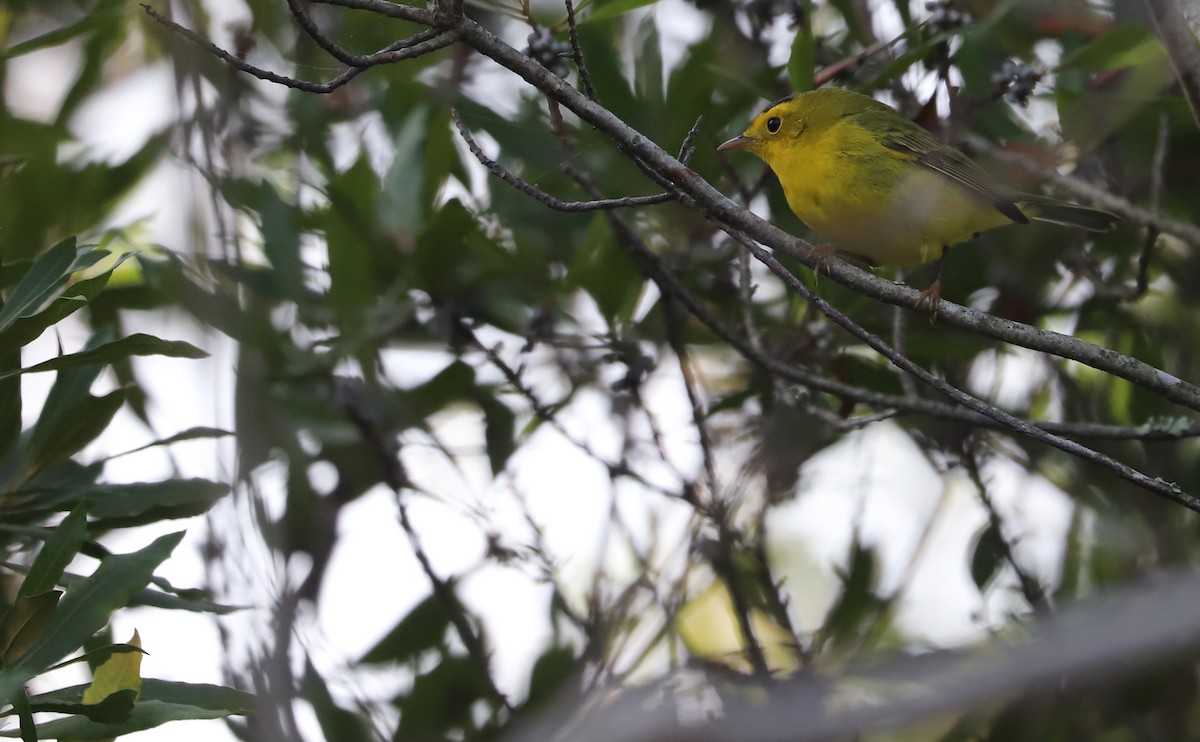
717, 87, 1120, 318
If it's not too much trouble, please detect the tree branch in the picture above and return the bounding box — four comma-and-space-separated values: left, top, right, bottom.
450, 17, 1200, 418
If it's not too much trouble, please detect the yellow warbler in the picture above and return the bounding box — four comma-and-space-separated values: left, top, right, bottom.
718, 87, 1119, 314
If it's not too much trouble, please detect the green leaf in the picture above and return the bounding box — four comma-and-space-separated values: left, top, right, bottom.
12, 689, 34, 742
0, 269, 116, 352
3, 680, 252, 737
0, 238, 101, 335
0, 334, 208, 380
970, 523, 1004, 590
379, 106, 428, 236
787, 28, 816, 93
82, 478, 230, 527
0, 347, 18, 463
568, 213, 641, 324
21, 331, 112, 468
525, 646, 577, 710
361, 595, 449, 664
1059, 24, 1164, 71
258, 182, 306, 302
23, 687, 138, 724
818, 541, 882, 653
19, 505, 89, 598
303, 661, 373, 742
0, 591, 62, 664
477, 394, 516, 475
580, 0, 660, 24
395, 655, 490, 735
105, 427, 233, 460
23, 388, 125, 482
0, 532, 183, 703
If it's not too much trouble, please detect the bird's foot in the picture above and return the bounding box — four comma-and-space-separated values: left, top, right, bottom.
915, 279, 942, 326
810, 243, 838, 285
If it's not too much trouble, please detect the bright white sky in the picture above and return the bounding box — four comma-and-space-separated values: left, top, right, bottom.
5, 1, 1078, 740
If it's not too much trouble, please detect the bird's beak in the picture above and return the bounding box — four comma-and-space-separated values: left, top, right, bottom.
717, 134, 755, 152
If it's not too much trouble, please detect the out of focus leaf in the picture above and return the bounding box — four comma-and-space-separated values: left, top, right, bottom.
303, 661, 373, 742
788, 25, 817, 92
1059, 24, 1164, 71
477, 394, 517, 475
526, 646, 577, 710
361, 594, 449, 665
395, 655, 489, 735
580, 0, 660, 24
970, 523, 1004, 590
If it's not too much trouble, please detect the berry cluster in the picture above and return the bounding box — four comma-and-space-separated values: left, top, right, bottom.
525, 28, 571, 78
991, 59, 1041, 107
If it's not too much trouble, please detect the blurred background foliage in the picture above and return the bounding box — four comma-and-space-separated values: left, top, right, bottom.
4, 0, 1200, 738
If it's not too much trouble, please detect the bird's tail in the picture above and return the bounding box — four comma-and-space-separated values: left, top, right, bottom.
1016, 194, 1120, 233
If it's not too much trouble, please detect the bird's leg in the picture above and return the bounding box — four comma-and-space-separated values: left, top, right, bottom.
810, 242, 838, 285
914, 246, 948, 325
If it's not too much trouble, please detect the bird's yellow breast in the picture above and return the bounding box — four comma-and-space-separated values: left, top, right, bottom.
761, 120, 1012, 267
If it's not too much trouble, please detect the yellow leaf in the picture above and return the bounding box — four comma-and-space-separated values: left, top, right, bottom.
82, 630, 144, 705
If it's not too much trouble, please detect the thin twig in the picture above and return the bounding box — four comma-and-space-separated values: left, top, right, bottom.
564, 0, 598, 102
286, 0, 442, 67
310, 0, 435, 23
335, 380, 513, 713
142, 4, 456, 93
458, 106, 1200, 444
451, 109, 676, 211
963, 438, 1049, 610
469, 334, 692, 503
450, 17, 1200, 416
723, 227, 1198, 510
155, 7, 1200, 421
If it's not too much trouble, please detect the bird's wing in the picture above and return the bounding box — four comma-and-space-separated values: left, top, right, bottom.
858, 113, 1029, 225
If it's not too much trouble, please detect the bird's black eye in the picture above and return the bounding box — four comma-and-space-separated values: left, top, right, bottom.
766, 117, 782, 133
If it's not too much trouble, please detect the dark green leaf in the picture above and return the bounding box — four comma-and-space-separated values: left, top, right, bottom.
23, 388, 125, 481
0, 334, 207, 380
477, 394, 517, 475
361, 595, 449, 664
258, 182, 306, 302
303, 661, 373, 742
105, 427, 233, 460
0, 591, 62, 664
395, 655, 489, 735
1, 684, 249, 738
970, 523, 1004, 590
526, 646, 577, 710
0, 238, 91, 335
0, 532, 183, 702
82, 479, 230, 527
19, 504, 89, 597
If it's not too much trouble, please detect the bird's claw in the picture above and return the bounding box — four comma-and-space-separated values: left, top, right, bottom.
811, 243, 838, 285
915, 279, 942, 326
